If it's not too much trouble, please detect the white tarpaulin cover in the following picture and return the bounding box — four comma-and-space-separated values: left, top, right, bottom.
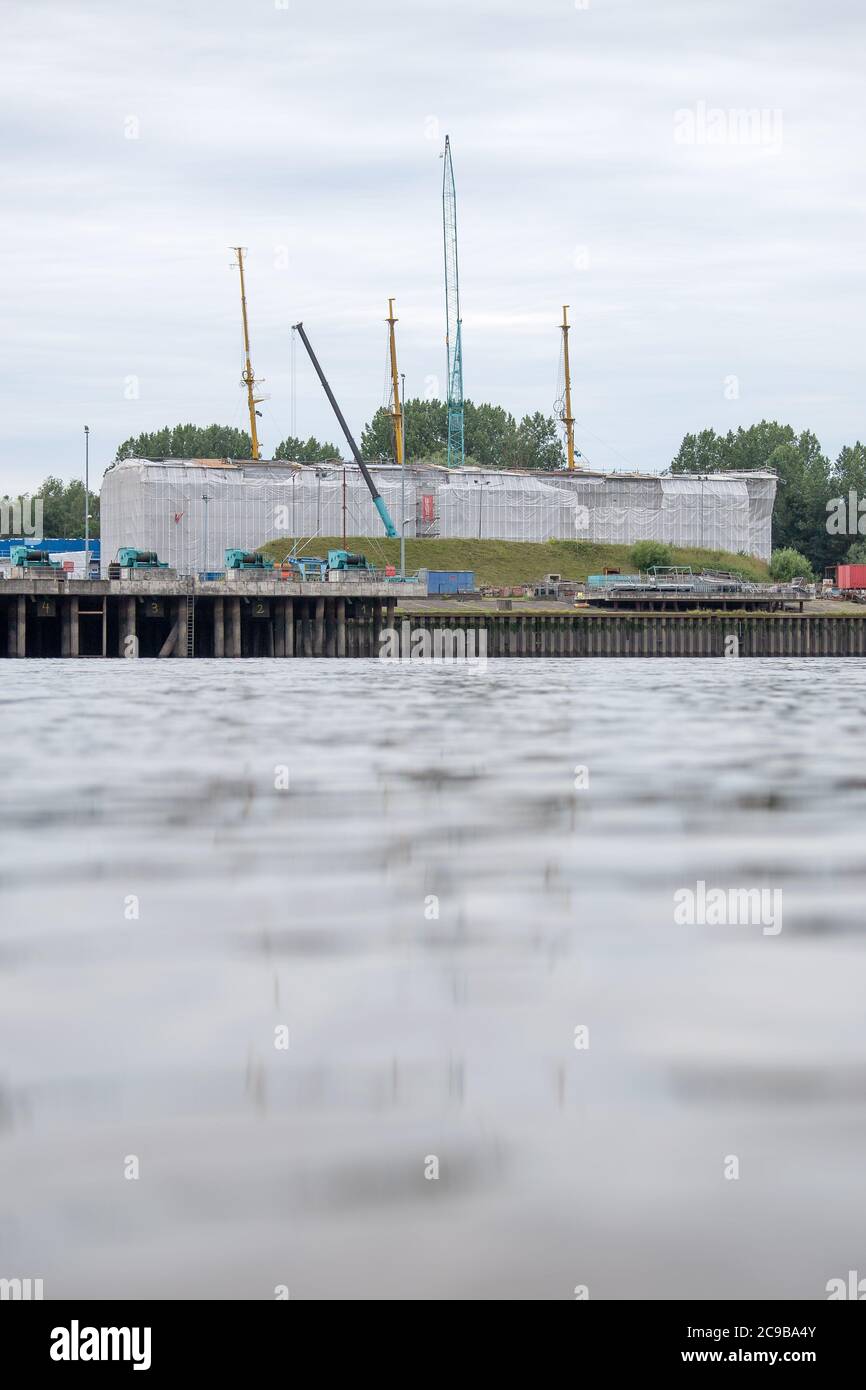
100, 459, 776, 574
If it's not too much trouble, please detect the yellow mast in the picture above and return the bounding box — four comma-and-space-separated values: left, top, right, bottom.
232, 247, 263, 460
386, 298, 404, 466
561, 304, 576, 471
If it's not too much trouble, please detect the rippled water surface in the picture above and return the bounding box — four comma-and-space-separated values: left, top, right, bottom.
1, 658, 865, 1299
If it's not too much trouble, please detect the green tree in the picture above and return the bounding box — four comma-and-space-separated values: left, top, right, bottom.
273, 435, 341, 462
361, 399, 562, 470
36, 476, 70, 534
834, 442, 866, 497
2, 476, 100, 538
769, 547, 813, 582
630, 540, 674, 570
670, 428, 728, 473
670, 421, 834, 570
404, 399, 449, 459
361, 399, 448, 461
59, 478, 99, 538
766, 432, 833, 573
514, 412, 565, 470
830, 443, 866, 557
671, 421, 797, 477
463, 402, 518, 468
360, 407, 398, 460
723, 421, 796, 472
115, 424, 253, 460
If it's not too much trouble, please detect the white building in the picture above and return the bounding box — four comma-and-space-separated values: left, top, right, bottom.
100, 458, 777, 573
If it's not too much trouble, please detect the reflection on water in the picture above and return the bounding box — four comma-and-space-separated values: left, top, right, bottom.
0, 658, 865, 1299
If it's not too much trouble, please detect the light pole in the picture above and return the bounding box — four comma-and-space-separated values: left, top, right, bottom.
202, 490, 210, 576
315, 468, 324, 534
83, 425, 90, 579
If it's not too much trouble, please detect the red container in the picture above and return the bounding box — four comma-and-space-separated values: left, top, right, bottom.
836, 564, 866, 590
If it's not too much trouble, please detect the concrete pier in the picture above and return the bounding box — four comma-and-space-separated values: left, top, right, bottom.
2, 573, 863, 658
119, 596, 137, 658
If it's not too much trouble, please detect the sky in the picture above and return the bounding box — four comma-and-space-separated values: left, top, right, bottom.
1, 0, 864, 493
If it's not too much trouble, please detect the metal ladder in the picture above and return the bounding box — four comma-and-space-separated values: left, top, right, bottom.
185, 589, 195, 657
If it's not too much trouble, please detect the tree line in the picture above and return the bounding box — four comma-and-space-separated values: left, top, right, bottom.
114, 401, 567, 473
671, 421, 866, 576
12, 418, 864, 572
1, 476, 100, 538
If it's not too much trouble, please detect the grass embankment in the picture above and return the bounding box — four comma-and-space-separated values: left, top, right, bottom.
258, 536, 769, 586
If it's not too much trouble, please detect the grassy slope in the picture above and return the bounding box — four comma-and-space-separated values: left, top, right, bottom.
259, 536, 770, 586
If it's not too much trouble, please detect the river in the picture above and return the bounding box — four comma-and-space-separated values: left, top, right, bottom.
0, 658, 864, 1299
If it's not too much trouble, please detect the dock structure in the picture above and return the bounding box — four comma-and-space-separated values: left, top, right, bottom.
584, 589, 807, 613
2, 577, 865, 657
0, 575, 417, 659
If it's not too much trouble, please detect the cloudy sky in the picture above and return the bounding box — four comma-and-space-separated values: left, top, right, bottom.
2, 0, 864, 492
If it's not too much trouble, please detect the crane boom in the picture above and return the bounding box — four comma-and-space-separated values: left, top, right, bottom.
560, 305, 576, 470
386, 298, 404, 466
292, 322, 398, 538
231, 247, 264, 459
442, 135, 464, 469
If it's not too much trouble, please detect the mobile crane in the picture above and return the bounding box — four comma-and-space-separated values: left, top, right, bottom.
292, 322, 399, 538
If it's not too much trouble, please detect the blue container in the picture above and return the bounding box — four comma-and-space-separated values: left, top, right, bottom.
426, 570, 475, 595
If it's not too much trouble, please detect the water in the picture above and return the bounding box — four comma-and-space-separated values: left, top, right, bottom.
1, 658, 864, 1300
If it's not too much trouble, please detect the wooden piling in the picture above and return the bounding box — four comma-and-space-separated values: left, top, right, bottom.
213, 597, 225, 658
16, 596, 26, 658
336, 597, 346, 658
61, 598, 71, 657
173, 599, 187, 658
228, 598, 241, 657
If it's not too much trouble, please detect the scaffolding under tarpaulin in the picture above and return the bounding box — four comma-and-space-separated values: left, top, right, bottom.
101, 459, 777, 575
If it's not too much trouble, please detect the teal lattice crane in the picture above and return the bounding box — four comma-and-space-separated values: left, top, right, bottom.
442, 135, 464, 469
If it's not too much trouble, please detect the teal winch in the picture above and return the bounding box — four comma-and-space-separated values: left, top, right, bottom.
117, 549, 169, 570
10, 546, 62, 572
224, 549, 275, 571
327, 549, 374, 573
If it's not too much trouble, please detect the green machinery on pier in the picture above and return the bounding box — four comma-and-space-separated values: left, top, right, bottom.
116, 549, 169, 570
225, 550, 274, 572
10, 546, 61, 572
